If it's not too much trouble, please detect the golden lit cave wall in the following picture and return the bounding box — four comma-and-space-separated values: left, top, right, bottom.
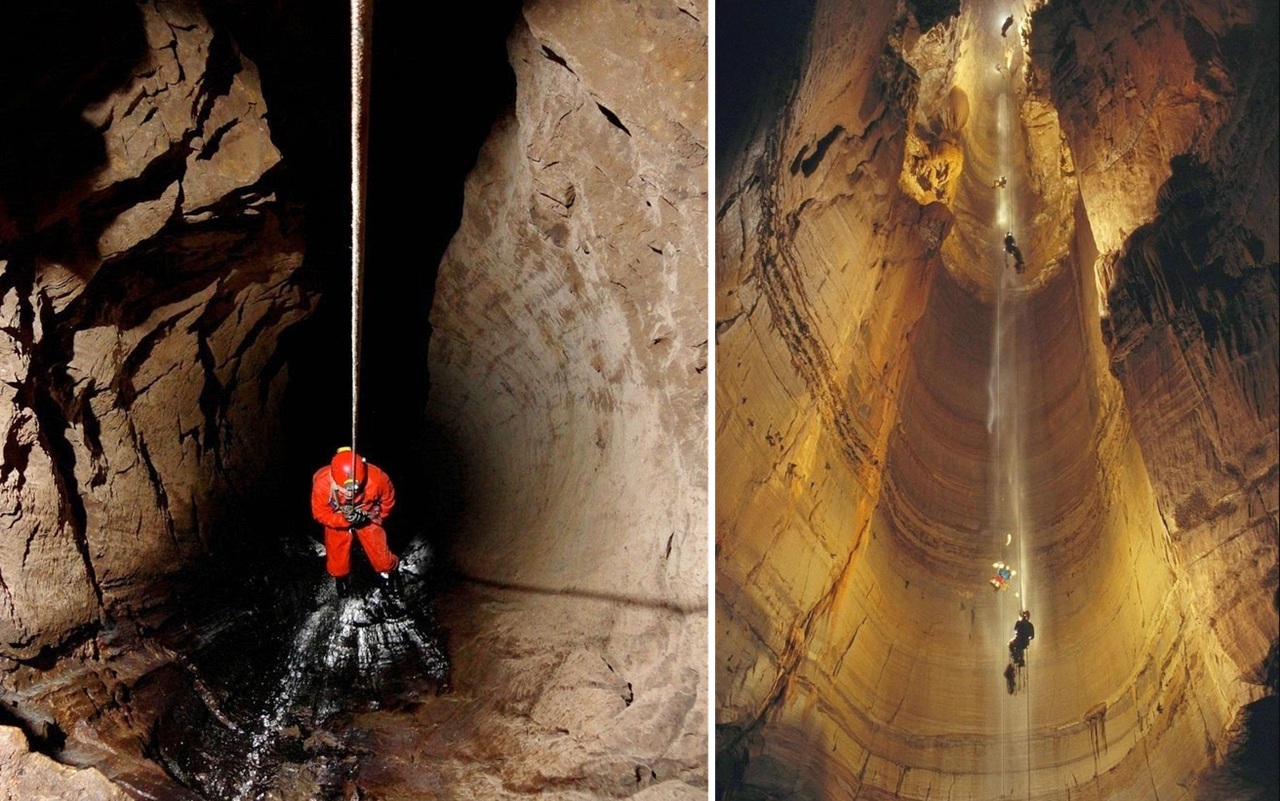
716, 0, 1265, 797
716, 0, 935, 746
718, 209, 1211, 800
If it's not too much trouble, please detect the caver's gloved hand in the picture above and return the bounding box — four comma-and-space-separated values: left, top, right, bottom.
341, 504, 372, 527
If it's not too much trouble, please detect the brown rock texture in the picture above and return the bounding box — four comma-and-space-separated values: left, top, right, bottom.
0, 725, 130, 801
0, 0, 309, 661
357, 588, 707, 800
1032, 0, 1278, 268
717, 0, 1276, 799
1037, 1, 1280, 789
423, 0, 708, 795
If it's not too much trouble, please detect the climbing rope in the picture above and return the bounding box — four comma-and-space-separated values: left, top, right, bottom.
350, 0, 371, 454
1025, 663, 1032, 801
987, 24, 1039, 800
996, 31, 1035, 801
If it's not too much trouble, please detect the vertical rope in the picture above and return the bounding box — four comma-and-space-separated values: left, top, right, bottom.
350, 0, 372, 455
1026, 673, 1033, 800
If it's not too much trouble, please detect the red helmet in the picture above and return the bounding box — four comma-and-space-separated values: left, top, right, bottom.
330, 447, 368, 491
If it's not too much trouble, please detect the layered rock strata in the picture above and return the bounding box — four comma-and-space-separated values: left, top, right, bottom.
1036, 4, 1280, 793
427, 0, 709, 792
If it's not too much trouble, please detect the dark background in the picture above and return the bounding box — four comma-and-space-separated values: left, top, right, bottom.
715, 0, 817, 186
211, 0, 522, 555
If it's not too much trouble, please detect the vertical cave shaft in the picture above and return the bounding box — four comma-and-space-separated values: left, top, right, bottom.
716, 0, 1278, 798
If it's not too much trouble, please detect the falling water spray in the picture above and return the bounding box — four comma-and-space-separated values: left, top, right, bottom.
988, 66, 1036, 800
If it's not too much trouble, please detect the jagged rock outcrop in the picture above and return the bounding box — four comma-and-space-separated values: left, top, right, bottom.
427, 0, 708, 792
717, 0, 1276, 799
0, 725, 130, 800
0, 1, 309, 661
1031, 0, 1278, 268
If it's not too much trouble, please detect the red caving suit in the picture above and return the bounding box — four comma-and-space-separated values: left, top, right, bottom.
310, 462, 399, 577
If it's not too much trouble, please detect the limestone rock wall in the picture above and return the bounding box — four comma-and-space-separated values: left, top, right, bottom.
0, 725, 130, 800
1034, 0, 1280, 756
715, 0, 954, 783
427, 0, 708, 787
0, 1, 310, 662
1031, 0, 1279, 293
432, 0, 706, 626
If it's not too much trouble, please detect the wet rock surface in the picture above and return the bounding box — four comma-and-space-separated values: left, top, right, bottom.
153, 542, 451, 801
8, 547, 698, 800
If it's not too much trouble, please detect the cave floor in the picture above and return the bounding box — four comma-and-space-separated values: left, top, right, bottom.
139, 572, 706, 801
5, 548, 706, 800
353, 583, 705, 801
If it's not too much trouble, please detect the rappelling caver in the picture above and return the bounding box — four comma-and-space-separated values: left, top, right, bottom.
311, 447, 401, 599
1004, 231, 1026, 273
1008, 610, 1035, 666
989, 561, 1014, 591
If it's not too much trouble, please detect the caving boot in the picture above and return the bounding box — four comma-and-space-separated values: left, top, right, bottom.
335, 576, 351, 600
378, 569, 405, 611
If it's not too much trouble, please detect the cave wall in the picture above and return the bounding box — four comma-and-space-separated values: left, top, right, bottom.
432, 0, 707, 627
1033, 0, 1279, 717
0, 724, 130, 800
0, 1, 310, 662
714, 0, 953, 782
427, 0, 708, 784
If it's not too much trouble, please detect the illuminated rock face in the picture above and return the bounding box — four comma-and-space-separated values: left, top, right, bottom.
428, 0, 709, 791
1, 0, 709, 795
0, 1, 308, 663
0, 725, 129, 799
432, 6, 708, 600
716, 0, 1277, 799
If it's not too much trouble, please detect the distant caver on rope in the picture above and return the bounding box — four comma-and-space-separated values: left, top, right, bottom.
1004, 610, 1035, 694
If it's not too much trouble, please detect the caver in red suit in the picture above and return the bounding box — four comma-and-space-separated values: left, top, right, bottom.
311, 448, 399, 583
